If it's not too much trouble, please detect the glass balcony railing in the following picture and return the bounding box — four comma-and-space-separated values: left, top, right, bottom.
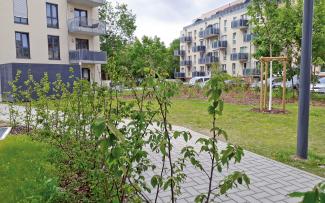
192, 71, 206, 77
67, 0, 105, 7
212, 40, 227, 49
192, 45, 206, 53
69, 50, 107, 64
230, 53, 249, 61
231, 19, 249, 29
243, 68, 260, 76
174, 72, 186, 78
68, 17, 106, 36
180, 60, 192, 66
180, 36, 192, 43
174, 50, 186, 57
199, 27, 220, 38
198, 56, 219, 65
243, 34, 253, 42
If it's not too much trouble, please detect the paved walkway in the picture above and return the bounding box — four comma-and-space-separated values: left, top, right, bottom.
0, 104, 323, 202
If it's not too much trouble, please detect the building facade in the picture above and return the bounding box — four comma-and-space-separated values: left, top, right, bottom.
175, 0, 259, 80
0, 0, 107, 101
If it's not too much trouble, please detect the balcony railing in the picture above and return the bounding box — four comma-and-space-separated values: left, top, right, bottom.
243, 68, 260, 76
212, 40, 227, 49
192, 71, 206, 77
231, 19, 249, 29
67, 0, 105, 7
180, 36, 192, 43
69, 50, 107, 64
174, 72, 186, 78
180, 60, 192, 66
204, 27, 220, 38
68, 17, 106, 36
230, 53, 249, 61
243, 34, 253, 42
192, 45, 206, 53
174, 50, 185, 57
199, 56, 219, 65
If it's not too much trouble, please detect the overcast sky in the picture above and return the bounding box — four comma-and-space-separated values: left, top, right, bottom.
119, 0, 233, 46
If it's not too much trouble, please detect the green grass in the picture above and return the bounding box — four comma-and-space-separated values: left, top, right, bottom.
0, 136, 60, 202
168, 99, 325, 177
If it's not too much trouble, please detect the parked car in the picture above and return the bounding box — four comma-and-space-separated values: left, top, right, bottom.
188, 77, 210, 88
310, 77, 325, 93
272, 75, 299, 89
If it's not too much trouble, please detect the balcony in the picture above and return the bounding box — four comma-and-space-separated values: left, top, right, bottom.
231, 19, 249, 30
180, 36, 192, 43
68, 17, 106, 36
212, 40, 227, 49
174, 72, 186, 78
203, 27, 220, 38
199, 56, 219, 65
243, 68, 260, 76
69, 50, 107, 64
243, 34, 253, 42
180, 60, 192, 66
192, 45, 206, 53
192, 71, 206, 77
67, 0, 105, 7
230, 53, 249, 62
174, 50, 186, 57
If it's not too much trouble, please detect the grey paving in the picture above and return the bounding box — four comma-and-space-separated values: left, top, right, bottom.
0, 103, 323, 202
144, 125, 324, 202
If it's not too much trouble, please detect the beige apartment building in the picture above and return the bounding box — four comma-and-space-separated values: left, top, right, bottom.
0, 0, 107, 100
175, 0, 258, 80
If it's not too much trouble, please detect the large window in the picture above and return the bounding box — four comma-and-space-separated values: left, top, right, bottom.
13, 0, 28, 24
48, 35, 60, 60
46, 3, 59, 28
15, 32, 30, 59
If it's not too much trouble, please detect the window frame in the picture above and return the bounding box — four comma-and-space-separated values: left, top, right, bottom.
48, 35, 61, 60
15, 31, 30, 59
46, 3, 59, 28
13, 0, 28, 25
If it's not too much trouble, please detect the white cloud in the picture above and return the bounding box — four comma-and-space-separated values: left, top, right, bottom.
119, 0, 232, 45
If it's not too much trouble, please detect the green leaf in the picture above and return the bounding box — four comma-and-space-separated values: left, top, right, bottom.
92, 118, 106, 138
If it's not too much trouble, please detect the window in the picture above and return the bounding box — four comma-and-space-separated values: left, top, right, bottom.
232, 32, 237, 44
224, 20, 227, 32
232, 63, 236, 75
46, 3, 59, 28
222, 64, 227, 72
13, 0, 28, 24
194, 55, 197, 65
76, 39, 89, 50
321, 65, 325, 72
48, 35, 60, 60
15, 32, 30, 59
75, 9, 88, 26
240, 46, 248, 53
224, 50, 227, 61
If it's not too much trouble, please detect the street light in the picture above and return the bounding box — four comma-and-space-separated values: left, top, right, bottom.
297, 0, 314, 159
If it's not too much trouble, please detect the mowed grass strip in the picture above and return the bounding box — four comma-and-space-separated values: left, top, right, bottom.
0, 136, 59, 202
168, 99, 325, 177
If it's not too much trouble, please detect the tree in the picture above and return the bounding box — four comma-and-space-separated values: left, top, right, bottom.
167, 39, 181, 78
99, 2, 136, 80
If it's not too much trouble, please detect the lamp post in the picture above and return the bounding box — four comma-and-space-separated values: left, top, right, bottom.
297, 0, 314, 159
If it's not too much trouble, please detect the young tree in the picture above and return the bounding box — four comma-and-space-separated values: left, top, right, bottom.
167, 39, 181, 78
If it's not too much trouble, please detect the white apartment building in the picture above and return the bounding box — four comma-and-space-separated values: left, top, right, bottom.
0, 0, 107, 100
175, 0, 259, 80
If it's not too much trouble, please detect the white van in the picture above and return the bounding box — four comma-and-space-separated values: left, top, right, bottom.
189, 77, 210, 87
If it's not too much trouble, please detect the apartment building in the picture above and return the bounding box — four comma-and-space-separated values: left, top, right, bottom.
0, 0, 107, 101
175, 0, 259, 80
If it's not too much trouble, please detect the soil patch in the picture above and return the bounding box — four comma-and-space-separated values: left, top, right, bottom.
250, 108, 289, 114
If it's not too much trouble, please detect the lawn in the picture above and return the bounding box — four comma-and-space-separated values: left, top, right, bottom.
168, 99, 325, 177
0, 136, 60, 202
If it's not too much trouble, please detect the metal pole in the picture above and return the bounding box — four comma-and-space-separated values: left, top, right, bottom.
269, 60, 273, 111
297, 0, 314, 159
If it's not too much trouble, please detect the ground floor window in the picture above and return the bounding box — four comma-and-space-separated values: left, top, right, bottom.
82, 68, 90, 81
48, 35, 60, 60
15, 32, 30, 59
232, 63, 236, 75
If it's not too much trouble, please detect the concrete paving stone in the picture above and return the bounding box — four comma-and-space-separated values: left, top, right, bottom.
252, 191, 272, 199
243, 195, 261, 203
268, 194, 287, 202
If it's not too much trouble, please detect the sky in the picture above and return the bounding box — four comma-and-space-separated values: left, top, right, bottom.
119, 0, 232, 46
